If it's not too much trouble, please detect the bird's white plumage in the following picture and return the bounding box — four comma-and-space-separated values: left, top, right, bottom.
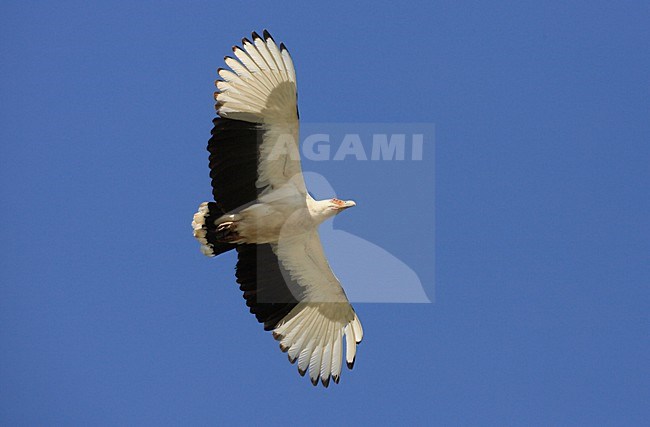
275, 230, 350, 303
216, 34, 304, 195
192, 202, 215, 257
212, 31, 362, 386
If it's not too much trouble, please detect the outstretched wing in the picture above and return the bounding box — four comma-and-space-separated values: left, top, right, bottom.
208, 31, 306, 335
272, 230, 363, 386
215, 30, 306, 195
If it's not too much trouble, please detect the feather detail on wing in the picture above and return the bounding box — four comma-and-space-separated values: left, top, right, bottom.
270, 230, 363, 386
215, 30, 305, 194
273, 302, 362, 386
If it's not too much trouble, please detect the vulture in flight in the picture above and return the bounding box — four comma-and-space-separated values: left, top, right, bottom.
192, 30, 363, 387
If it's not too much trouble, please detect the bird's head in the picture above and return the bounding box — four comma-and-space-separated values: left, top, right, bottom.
310, 197, 357, 224
328, 198, 356, 214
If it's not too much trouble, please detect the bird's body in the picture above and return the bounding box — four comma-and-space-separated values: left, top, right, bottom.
192, 31, 362, 387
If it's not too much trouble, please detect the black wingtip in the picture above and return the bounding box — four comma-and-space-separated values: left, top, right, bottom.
298, 368, 306, 377
310, 377, 318, 386
242, 37, 252, 45
279, 42, 287, 51
288, 354, 297, 364
333, 375, 340, 384
263, 29, 273, 41
251, 31, 262, 40
321, 376, 331, 388
346, 357, 356, 370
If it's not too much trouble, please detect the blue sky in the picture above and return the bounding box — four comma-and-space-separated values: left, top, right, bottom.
1, 0, 649, 425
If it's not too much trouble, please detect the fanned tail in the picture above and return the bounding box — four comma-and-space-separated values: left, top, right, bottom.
192, 202, 237, 257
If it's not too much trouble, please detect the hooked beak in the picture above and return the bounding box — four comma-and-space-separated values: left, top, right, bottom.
341, 200, 356, 210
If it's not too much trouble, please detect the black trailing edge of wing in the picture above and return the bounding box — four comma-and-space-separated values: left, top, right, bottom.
207, 117, 299, 330
236, 244, 299, 330
208, 118, 262, 212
